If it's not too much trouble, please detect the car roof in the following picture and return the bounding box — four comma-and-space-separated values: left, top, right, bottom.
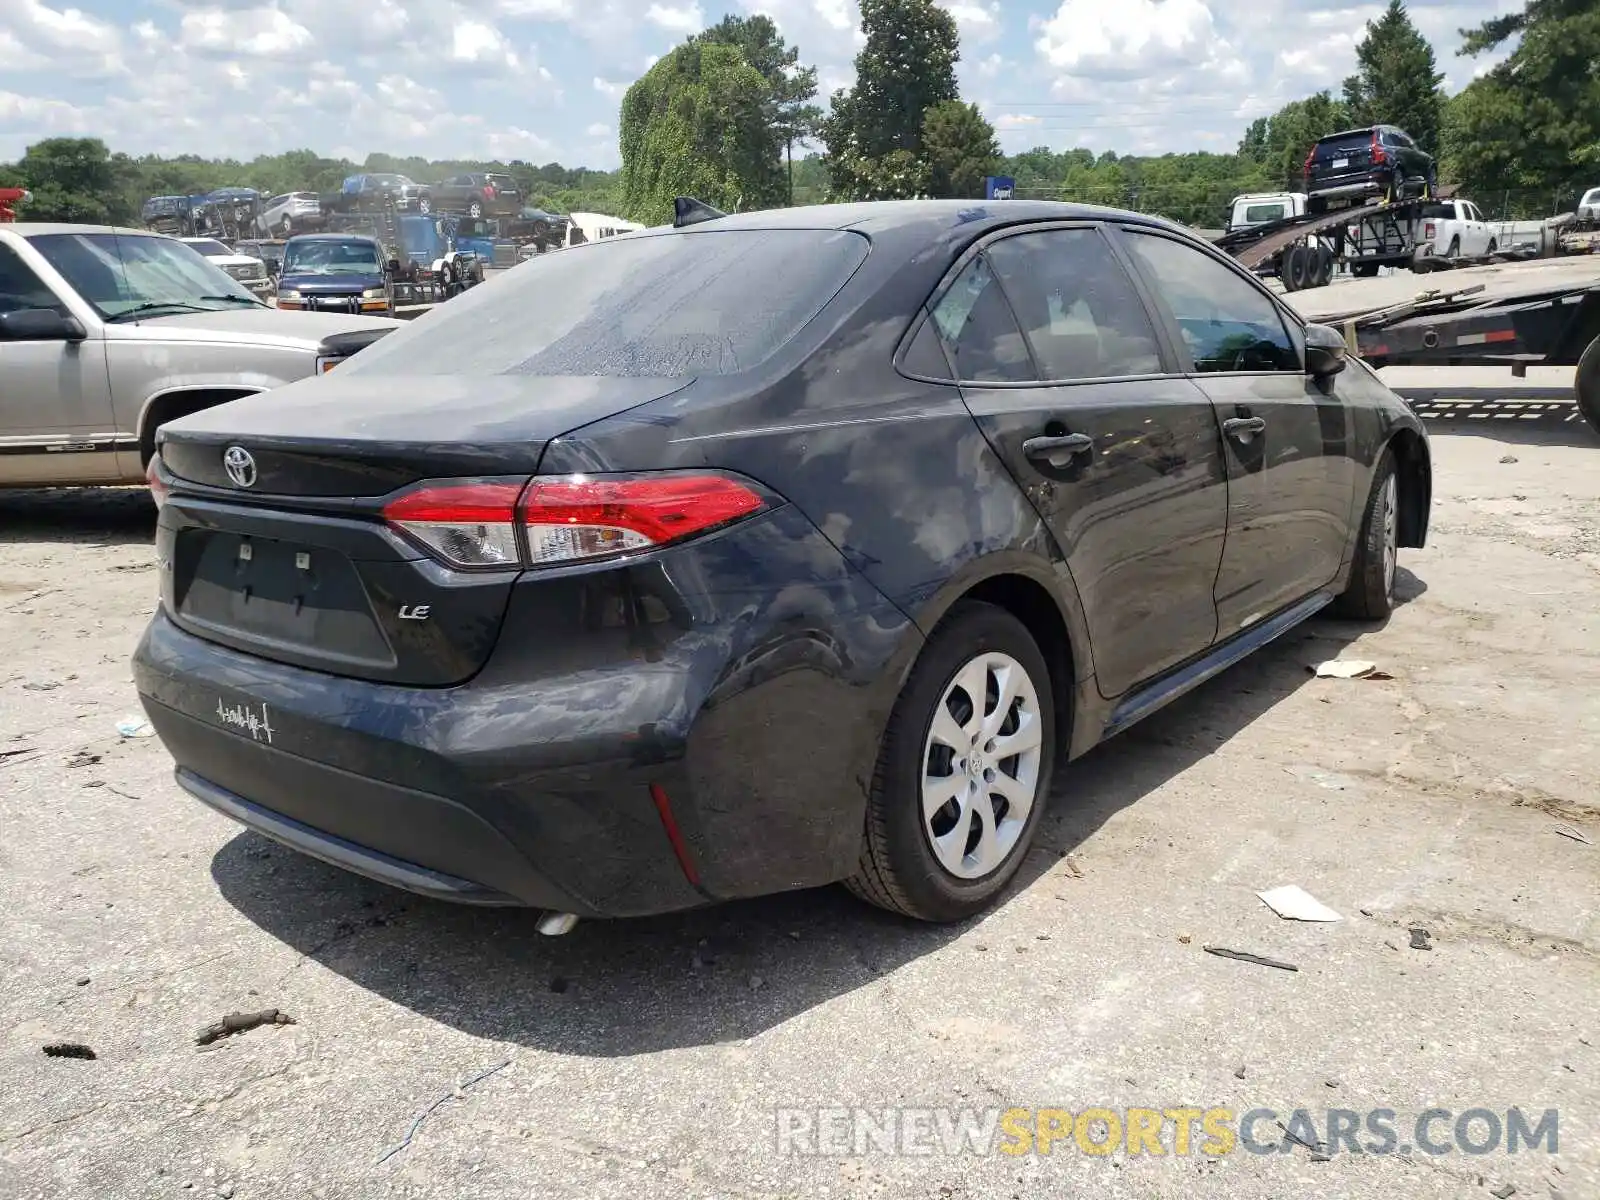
285, 232, 381, 243
4, 223, 168, 237
639, 198, 1176, 238
1317, 126, 1382, 141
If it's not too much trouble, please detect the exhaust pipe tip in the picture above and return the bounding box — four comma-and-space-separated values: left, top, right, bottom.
536, 911, 580, 937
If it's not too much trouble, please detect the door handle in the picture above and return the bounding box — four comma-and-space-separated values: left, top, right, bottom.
1223, 416, 1267, 442
1023, 432, 1093, 466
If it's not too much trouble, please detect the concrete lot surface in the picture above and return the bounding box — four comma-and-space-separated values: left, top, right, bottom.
1, 416, 1596, 1199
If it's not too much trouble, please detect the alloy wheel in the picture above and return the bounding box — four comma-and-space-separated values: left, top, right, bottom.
1381, 474, 1398, 598
921, 652, 1045, 880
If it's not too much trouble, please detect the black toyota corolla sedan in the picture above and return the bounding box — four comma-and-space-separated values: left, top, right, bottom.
134, 199, 1431, 928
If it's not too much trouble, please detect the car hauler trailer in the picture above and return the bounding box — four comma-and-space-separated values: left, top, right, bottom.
1279, 256, 1600, 438
1215, 191, 1549, 293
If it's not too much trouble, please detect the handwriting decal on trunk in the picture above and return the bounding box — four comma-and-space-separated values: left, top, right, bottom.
216, 698, 275, 744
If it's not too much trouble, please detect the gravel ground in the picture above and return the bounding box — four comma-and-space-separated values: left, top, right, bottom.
1, 415, 1596, 1200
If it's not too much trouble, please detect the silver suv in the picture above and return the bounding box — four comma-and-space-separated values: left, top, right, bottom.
0, 224, 398, 489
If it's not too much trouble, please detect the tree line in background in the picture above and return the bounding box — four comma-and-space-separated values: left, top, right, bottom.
2, 0, 1593, 232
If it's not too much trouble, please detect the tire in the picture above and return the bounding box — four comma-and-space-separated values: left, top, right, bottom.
1576, 334, 1600, 439
1313, 245, 1335, 287
1334, 448, 1400, 620
279, 216, 293, 236
1446, 236, 1460, 259
1282, 244, 1307, 292
467, 201, 484, 219
845, 602, 1058, 923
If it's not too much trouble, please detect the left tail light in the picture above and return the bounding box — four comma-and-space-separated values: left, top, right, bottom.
146, 453, 169, 511
1371, 132, 1387, 164
483, 184, 496, 198
382, 472, 770, 572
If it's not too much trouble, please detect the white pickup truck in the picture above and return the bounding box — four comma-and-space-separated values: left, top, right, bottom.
1416, 200, 1498, 258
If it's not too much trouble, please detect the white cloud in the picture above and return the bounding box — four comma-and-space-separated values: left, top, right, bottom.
940, 0, 1001, 42
644, 2, 702, 32
180, 6, 314, 57
585, 121, 611, 137
593, 75, 625, 97
1036, 0, 1231, 78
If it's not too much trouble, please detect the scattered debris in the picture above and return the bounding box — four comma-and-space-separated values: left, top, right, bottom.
1233, 1065, 1246, 1079
1489, 1184, 1516, 1199
1287, 764, 1363, 791
1408, 927, 1433, 951
374, 1058, 512, 1166
216, 1183, 234, 1199
1059, 854, 1084, 879
0, 746, 38, 763
22, 681, 60, 692
43, 1042, 96, 1060
1499, 455, 1518, 464
786, 930, 802, 940
1359, 908, 1374, 917
115, 716, 154, 739
1178, 934, 1192, 944
1203, 946, 1298, 972
749, 974, 765, 990
1312, 659, 1379, 679
548, 977, 568, 994
66, 750, 101, 769
1257, 885, 1343, 923
1325, 1079, 1341, 1088
1553, 824, 1593, 846
76, 977, 89, 986
1277, 1119, 1326, 1153
194, 1008, 296, 1047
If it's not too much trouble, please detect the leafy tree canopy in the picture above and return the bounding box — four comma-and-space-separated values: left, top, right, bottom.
1342, 0, 1447, 155
921, 101, 1001, 200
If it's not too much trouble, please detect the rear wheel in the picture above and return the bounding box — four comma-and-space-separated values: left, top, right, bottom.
1576, 335, 1600, 439
1334, 448, 1399, 620
846, 602, 1057, 922
1446, 236, 1460, 259
467, 200, 484, 219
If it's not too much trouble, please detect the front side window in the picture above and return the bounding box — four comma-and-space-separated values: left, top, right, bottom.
338, 227, 869, 379
0, 243, 65, 315
1121, 232, 1300, 374
1244, 203, 1286, 224
985, 229, 1163, 381
928, 254, 1033, 383
25, 233, 260, 320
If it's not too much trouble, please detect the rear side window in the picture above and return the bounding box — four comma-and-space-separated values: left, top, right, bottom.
1121, 231, 1300, 374
928, 255, 1033, 383
985, 229, 1163, 381
338, 228, 869, 378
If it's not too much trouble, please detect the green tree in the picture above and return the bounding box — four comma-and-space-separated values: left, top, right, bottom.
1340, 0, 1446, 154
1445, 0, 1600, 213
693, 13, 821, 204
920, 101, 1000, 199
12, 138, 133, 223
619, 40, 775, 224
820, 0, 960, 199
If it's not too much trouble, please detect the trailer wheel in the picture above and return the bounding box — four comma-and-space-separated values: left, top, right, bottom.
1577, 335, 1600, 440
1286, 244, 1313, 292
1313, 245, 1335, 287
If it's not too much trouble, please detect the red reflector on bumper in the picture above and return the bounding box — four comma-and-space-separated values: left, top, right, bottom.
649, 783, 701, 887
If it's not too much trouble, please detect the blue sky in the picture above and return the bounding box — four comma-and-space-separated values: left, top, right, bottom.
0, 0, 1514, 169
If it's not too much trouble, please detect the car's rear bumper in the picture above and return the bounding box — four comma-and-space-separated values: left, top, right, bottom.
132, 506, 917, 917
1307, 173, 1390, 203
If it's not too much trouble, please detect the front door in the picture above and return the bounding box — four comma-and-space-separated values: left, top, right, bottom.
927, 224, 1230, 699
0, 240, 117, 485
1115, 227, 1357, 638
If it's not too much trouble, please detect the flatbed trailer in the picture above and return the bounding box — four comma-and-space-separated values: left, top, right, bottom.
1214, 190, 1548, 294
1280, 257, 1600, 437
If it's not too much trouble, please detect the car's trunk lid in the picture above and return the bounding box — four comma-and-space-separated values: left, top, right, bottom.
156, 373, 690, 686
159, 374, 688, 496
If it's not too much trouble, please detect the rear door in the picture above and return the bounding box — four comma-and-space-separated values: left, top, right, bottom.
1115, 227, 1358, 637
922, 224, 1229, 699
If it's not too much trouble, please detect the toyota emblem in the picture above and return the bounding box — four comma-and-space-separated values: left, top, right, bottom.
223, 446, 257, 489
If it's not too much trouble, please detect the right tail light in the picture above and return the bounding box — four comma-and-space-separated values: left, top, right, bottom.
146, 453, 170, 511
382, 472, 770, 572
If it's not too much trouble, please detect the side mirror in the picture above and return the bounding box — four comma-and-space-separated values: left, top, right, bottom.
1304, 322, 1348, 378
0, 308, 87, 343
386, 258, 401, 274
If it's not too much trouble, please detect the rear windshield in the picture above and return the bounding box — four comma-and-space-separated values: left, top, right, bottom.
338, 228, 870, 379
1242, 203, 1286, 224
